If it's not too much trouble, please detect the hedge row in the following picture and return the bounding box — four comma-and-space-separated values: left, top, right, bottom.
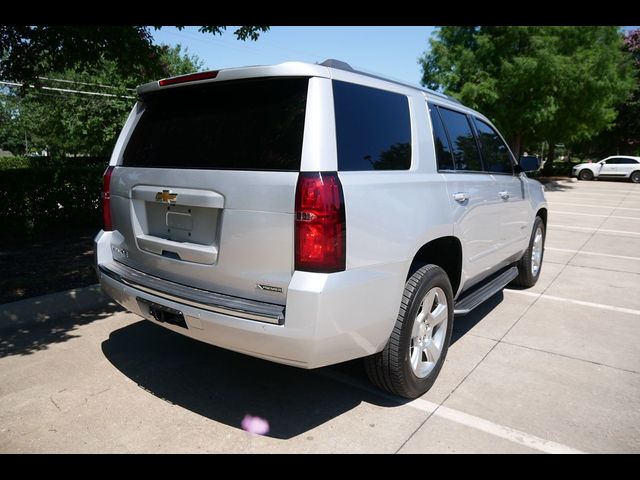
0, 165, 105, 236
0, 156, 108, 170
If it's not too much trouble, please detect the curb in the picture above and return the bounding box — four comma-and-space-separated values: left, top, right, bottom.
0, 284, 112, 330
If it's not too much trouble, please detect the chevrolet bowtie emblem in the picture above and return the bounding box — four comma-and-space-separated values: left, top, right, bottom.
155, 190, 178, 203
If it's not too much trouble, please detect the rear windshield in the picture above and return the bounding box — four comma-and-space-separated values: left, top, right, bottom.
122, 78, 309, 170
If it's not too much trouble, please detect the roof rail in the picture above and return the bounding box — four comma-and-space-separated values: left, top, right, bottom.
319, 58, 461, 105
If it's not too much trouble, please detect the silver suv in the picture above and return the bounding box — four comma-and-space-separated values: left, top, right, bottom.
96, 60, 547, 398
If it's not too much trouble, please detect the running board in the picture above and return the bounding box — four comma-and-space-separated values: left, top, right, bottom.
454, 266, 518, 315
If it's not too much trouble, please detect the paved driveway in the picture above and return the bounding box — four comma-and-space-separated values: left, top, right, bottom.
1, 178, 639, 453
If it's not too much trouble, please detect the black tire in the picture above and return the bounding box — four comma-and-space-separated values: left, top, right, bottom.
364, 264, 454, 399
631, 171, 640, 184
578, 169, 594, 181
512, 216, 546, 288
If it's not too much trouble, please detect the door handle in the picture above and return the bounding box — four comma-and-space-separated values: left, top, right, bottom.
453, 192, 470, 203
499, 191, 510, 200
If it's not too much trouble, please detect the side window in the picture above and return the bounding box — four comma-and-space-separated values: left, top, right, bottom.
613, 158, 639, 164
472, 118, 514, 174
428, 103, 455, 171
333, 81, 411, 171
438, 107, 483, 172
605, 158, 621, 164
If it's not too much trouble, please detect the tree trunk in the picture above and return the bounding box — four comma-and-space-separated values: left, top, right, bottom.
542, 143, 556, 175
510, 133, 523, 159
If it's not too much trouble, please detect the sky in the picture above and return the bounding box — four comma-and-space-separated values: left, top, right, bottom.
151, 26, 437, 86
152, 26, 639, 86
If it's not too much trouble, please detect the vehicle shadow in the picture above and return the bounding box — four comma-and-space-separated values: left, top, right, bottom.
101, 320, 402, 440
451, 291, 504, 344
100, 289, 506, 439
537, 178, 576, 192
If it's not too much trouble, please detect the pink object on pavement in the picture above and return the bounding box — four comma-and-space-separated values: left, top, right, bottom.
241, 414, 270, 436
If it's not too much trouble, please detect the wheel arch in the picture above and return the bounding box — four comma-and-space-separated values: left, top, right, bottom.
536, 207, 548, 227
408, 236, 463, 297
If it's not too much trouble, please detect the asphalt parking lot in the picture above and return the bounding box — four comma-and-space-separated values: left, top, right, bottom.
1, 178, 639, 453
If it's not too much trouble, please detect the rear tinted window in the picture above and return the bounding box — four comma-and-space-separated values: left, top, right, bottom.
122, 78, 308, 170
428, 104, 455, 171
438, 107, 483, 172
333, 81, 411, 171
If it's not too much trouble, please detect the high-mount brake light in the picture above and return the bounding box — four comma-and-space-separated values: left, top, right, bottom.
159, 71, 218, 87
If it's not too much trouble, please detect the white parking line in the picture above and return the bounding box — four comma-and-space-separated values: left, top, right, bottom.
317, 369, 586, 454
550, 211, 640, 220
556, 189, 640, 195
548, 202, 640, 211
545, 191, 636, 198
546, 247, 640, 261
548, 224, 640, 236
505, 290, 640, 316
407, 398, 586, 454
318, 184, 632, 454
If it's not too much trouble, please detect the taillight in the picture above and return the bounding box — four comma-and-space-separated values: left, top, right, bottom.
295, 172, 346, 273
101, 166, 114, 231
159, 71, 218, 87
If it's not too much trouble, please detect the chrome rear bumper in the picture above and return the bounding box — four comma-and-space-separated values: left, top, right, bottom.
98, 261, 285, 325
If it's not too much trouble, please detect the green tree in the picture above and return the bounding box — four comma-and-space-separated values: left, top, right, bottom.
0, 44, 203, 158
0, 93, 26, 155
572, 29, 640, 158
420, 26, 634, 167
620, 29, 640, 154
0, 26, 269, 86
159, 44, 205, 76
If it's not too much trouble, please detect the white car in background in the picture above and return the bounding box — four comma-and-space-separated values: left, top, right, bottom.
572, 156, 640, 183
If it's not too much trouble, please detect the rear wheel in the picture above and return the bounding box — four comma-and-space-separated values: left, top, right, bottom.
364, 264, 454, 399
578, 169, 594, 181
512, 216, 545, 288
631, 171, 640, 184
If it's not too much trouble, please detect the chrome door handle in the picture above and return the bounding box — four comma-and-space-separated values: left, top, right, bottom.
499, 191, 510, 200
453, 192, 469, 203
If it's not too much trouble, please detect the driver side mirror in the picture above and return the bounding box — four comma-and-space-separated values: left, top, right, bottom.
519, 155, 541, 172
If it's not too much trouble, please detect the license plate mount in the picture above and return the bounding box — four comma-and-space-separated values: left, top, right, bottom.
137, 297, 188, 329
